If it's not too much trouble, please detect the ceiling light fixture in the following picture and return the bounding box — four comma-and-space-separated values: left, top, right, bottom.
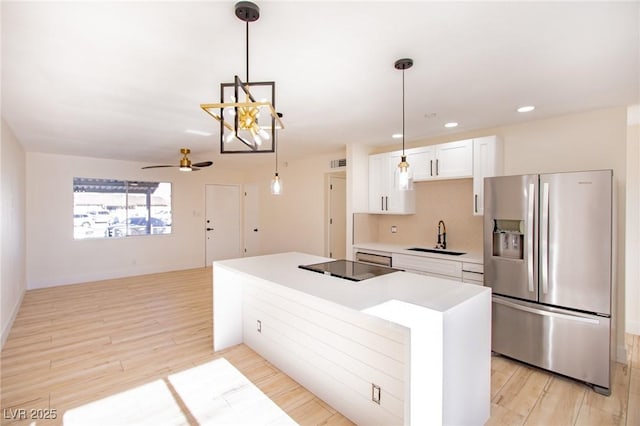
200, 1, 284, 154
517, 105, 535, 113
270, 112, 283, 195
392, 133, 403, 139
394, 58, 414, 191
444, 122, 459, 128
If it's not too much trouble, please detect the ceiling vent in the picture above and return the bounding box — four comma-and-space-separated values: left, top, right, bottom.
330, 158, 347, 169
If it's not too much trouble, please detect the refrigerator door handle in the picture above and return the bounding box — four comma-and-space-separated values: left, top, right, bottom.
493, 297, 600, 325
527, 183, 535, 293
541, 182, 550, 295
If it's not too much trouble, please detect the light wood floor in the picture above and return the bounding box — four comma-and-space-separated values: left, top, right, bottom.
1, 267, 638, 425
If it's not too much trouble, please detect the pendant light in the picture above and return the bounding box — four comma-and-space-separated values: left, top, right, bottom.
270, 113, 283, 195
395, 58, 414, 191
200, 1, 284, 153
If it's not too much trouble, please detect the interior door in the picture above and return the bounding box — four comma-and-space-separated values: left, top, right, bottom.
328, 175, 346, 259
243, 184, 260, 257
205, 184, 242, 265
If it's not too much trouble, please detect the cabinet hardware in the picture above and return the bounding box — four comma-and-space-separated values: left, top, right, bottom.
474, 194, 478, 213
436, 159, 439, 176
257, 320, 262, 333
430, 160, 433, 176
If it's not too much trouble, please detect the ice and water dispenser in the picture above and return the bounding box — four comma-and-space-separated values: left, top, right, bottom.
491, 219, 524, 259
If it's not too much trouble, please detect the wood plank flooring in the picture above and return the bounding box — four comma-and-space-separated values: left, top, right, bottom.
1, 267, 638, 425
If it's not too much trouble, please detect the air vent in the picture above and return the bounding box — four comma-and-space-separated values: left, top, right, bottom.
330, 158, 347, 169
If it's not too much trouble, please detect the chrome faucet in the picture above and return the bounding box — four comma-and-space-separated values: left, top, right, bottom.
435, 220, 447, 250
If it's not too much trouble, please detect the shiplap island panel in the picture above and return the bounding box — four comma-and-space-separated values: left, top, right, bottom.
213, 252, 491, 426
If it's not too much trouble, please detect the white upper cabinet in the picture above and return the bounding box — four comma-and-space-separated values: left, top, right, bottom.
472, 135, 504, 215
368, 136, 501, 215
406, 146, 435, 181
408, 139, 473, 181
368, 152, 416, 214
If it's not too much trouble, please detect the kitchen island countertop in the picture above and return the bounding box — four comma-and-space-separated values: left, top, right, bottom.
215, 252, 487, 314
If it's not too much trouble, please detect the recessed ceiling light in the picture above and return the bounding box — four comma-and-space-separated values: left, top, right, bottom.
392, 133, 403, 139
517, 106, 535, 113
444, 122, 458, 128
185, 129, 212, 136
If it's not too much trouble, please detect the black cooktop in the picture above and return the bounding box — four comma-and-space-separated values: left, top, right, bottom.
298, 260, 400, 282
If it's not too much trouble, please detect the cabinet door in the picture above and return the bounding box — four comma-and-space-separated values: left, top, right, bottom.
472, 136, 503, 215
368, 154, 388, 213
434, 139, 473, 178
392, 253, 462, 280
406, 146, 435, 181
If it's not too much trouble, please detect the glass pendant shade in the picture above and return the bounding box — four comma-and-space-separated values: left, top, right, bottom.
394, 58, 414, 191
396, 155, 413, 191
270, 173, 282, 195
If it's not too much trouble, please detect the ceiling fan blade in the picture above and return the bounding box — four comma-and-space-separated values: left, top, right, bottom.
141, 165, 177, 169
192, 161, 213, 168
191, 167, 201, 171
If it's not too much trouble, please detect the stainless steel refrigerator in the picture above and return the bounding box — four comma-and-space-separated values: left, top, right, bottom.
484, 170, 614, 395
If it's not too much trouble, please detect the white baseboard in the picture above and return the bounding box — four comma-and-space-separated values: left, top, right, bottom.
626, 320, 640, 336
617, 344, 628, 364
1, 289, 25, 350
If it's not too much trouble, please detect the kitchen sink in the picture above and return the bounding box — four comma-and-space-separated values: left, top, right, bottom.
407, 247, 466, 256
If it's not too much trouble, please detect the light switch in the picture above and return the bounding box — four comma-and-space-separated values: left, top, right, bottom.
371, 384, 381, 404
391, 226, 397, 234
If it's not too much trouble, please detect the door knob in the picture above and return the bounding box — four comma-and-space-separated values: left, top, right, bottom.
253, 228, 258, 232
206, 227, 214, 231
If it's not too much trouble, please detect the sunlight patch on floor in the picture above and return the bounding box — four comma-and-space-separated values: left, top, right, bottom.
63, 358, 298, 425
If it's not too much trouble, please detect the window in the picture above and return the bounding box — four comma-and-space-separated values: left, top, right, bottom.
73, 178, 172, 240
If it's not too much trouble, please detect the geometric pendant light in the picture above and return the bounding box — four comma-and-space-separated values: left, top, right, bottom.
200, 1, 284, 154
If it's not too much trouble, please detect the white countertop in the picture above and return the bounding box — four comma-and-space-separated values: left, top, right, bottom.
353, 242, 483, 263
215, 252, 489, 314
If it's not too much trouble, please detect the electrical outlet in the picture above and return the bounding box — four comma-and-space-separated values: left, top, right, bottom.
391, 226, 397, 234
257, 320, 262, 333
371, 384, 381, 404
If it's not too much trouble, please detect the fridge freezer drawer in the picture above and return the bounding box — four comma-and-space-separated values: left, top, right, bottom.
492, 296, 610, 391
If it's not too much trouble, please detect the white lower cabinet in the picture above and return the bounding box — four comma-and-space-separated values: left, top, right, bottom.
462, 262, 485, 285
393, 253, 462, 280
392, 252, 484, 284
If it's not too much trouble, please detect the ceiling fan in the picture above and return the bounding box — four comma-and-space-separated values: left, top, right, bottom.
141, 148, 213, 172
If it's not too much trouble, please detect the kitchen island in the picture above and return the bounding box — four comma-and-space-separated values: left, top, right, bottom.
213, 252, 490, 426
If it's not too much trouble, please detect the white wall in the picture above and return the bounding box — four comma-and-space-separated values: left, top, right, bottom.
243, 149, 346, 257
626, 105, 640, 335
25, 152, 245, 288
1, 119, 27, 348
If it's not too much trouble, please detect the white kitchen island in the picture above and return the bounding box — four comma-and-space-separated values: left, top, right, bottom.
213, 252, 491, 426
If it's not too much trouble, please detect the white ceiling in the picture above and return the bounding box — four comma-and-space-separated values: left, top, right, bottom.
2, 1, 639, 168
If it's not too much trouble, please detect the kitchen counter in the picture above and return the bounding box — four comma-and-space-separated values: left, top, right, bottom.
213, 252, 490, 425
353, 242, 483, 263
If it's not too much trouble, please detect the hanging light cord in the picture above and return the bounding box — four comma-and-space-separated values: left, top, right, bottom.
245, 20, 250, 82
402, 67, 406, 155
